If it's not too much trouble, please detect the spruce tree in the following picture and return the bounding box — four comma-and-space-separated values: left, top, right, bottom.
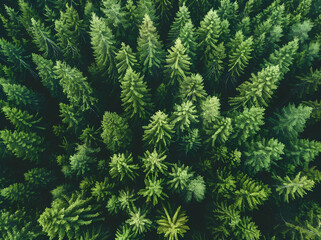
295, 68, 321, 97
120, 68, 153, 120
115, 43, 138, 80
126, 207, 152, 235
141, 149, 168, 177
178, 20, 197, 64
109, 153, 139, 181
171, 100, 199, 133
178, 73, 207, 104
138, 177, 168, 205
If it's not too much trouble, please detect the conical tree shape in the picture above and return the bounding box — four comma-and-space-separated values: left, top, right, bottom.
115, 43, 138, 80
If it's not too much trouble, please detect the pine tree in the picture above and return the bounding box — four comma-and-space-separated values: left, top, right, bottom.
295, 68, 321, 98
115, 224, 136, 240
137, 14, 165, 77
157, 206, 190, 240
217, 0, 239, 28
89, 13, 117, 78
135, 0, 158, 25
1, 106, 44, 131
155, 0, 173, 25
271, 104, 312, 140
79, 224, 110, 240
185, 175, 206, 202
1, 183, 33, 204
141, 149, 168, 177
178, 73, 207, 104
38, 193, 103, 240
229, 65, 281, 109
120, 68, 153, 120
138, 177, 168, 205
244, 138, 285, 174
143, 111, 174, 150
200, 96, 221, 126
205, 117, 233, 146
101, 111, 132, 153
24, 168, 55, 189
178, 20, 197, 64
171, 100, 199, 133
0, 129, 44, 162
32, 54, 63, 99
59, 102, 83, 132
109, 153, 139, 181
54, 61, 97, 111
178, 129, 202, 156
167, 4, 191, 45
126, 207, 152, 235
167, 164, 194, 192
54, 4, 85, 62
0, 5, 25, 41
275, 172, 315, 203
116, 43, 138, 80
29, 18, 59, 58
232, 107, 265, 145
290, 20, 313, 43
234, 216, 261, 240
117, 189, 138, 212
91, 177, 114, 202
165, 38, 191, 86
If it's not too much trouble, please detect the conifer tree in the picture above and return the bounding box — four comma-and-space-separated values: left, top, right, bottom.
0, 5, 25, 41
32, 54, 63, 99
59, 102, 83, 132
178, 128, 202, 156
116, 43, 138, 80
137, 14, 165, 77
135, 0, 158, 25
89, 13, 117, 79
138, 177, 168, 205
185, 175, 206, 202
229, 65, 281, 109
178, 73, 207, 104
178, 20, 197, 64
24, 168, 55, 189
244, 138, 285, 174
117, 189, 138, 212
200, 96, 221, 126
1, 183, 32, 204
101, 111, 132, 153
167, 4, 191, 45
120, 68, 153, 120
54, 61, 97, 111
0, 129, 44, 162
38, 193, 103, 240
109, 153, 139, 181
141, 149, 168, 177
91, 177, 114, 202
171, 100, 199, 133
143, 111, 174, 150
275, 172, 315, 202
167, 164, 194, 192
126, 207, 153, 235
295, 68, 321, 97
55, 4, 85, 63
165, 38, 192, 86
205, 117, 233, 146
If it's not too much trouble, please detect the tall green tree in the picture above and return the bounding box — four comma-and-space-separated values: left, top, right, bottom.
115, 43, 138, 80
109, 153, 139, 181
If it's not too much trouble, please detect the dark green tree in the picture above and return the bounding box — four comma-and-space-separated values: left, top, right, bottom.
177, 73, 207, 104
116, 43, 139, 80
141, 149, 168, 177
109, 153, 139, 181
126, 207, 153, 236
138, 177, 168, 205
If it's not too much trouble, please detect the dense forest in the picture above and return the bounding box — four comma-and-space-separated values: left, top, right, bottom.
0, 0, 321, 239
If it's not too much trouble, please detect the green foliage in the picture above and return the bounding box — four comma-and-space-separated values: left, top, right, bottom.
179, 20, 197, 63
171, 100, 199, 133
91, 177, 114, 202
89, 13, 117, 77
116, 43, 138, 79
38, 193, 103, 239
109, 153, 139, 181
126, 207, 153, 235
178, 128, 202, 155
205, 117, 233, 146
229, 65, 281, 109
120, 68, 153, 120
79, 224, 110, 240
275, 172, 315, 203
178, 73, 207, 104
244, 138, 285, 174
24, 168, 55, 188
141, 149, 168, 177
143, 111, 174, 151
165, 38, 191, 86
1, 183, 32, 204
157, 206, 190, 240
200, 96, 221, 126
115, 224, 136, 240
167, 164, 194, 192
0, 129, 44, 162
59, 102, 83, 131
137, 14, 165, 76
185, 175, 206, 202
139, 177, 168, 205
118, 189, 138, 212
295, 68, 321, 97
54, 61, 97, 111
291, 20, 313, 43
101, 111, 132, 153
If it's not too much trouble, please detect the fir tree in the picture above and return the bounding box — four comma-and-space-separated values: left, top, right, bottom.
141, 149, 168, 177
117, 189, 138, 212
0, 129, 44, 162
143, 111, 174, 151
137, 14, 165, 77
178, 20, 197, 64
116, 43, 138, 80
165, 38, 191, 86
167, 164, 194, 192
275, 172, 315, 203
109, 153, 139, 181
126, 207, 153, 235
120, 68, 153, 120
24, 168, 55, 189
200, 96, 221, 126
54, 61, 97, 111
89, 13, 117, 78
138, 177, 168, 205
38, 193, 103, 240
0, 5, 25, 41
295, 68, 321, 98
101, 111, 132, 153
205, 117, 233, 146
1, 183, 32, 204
91, 177, 114, 202
171, 100, 199, 133
185, 175, 206, 202
178, 73, 207, 104
135, 0, 158, 25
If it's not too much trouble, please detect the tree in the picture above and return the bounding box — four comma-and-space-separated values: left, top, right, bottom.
117, 189, 138, 212
120, 68, 153, 120
101, 111, 132, 153
1, 106, 44, 131
59, 102, 83, 132
0, 129, 44, 162
270, 104, 312, 140
178, 128, 202, 156
32, 54, 62, 99
141, 149, 168, 177
167, 164, 194, 192
200, 96, 221, 126
29, 18, 59, 58
126, 207, 153, 236
115, 224, 136, 240
165, 38, 191, 86
295, 68, 321, 97
38, 193, 103, 240
79, 224, 110, 240
109, 153, 139, 181
24, 168, 55, 189
143, 111, 174, 150
135, 0, 158, 25
54, 61, 97, 111
137, 14, 165, 76
138, 177, 168, 205
229, 65, 281, 109
290, 20, 313, 43
69, 144, 99, 177
116, 43, 138, 80
179, 20, 197, 64
275, 172, 315, 203
204, 117, 233, 146
231, 107, 265, 145
0, 5, 25, 41
157, 206, 190, 240
244, 138, 285, 174
171, 101, 198, 133
185, 175, 206, 202
1, 183, 32, 204
91, 177, 114, 202
178, 73, 207, 104
55, 4, 85, 62
89, 13, 117, 78
167, 4, 191, 45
